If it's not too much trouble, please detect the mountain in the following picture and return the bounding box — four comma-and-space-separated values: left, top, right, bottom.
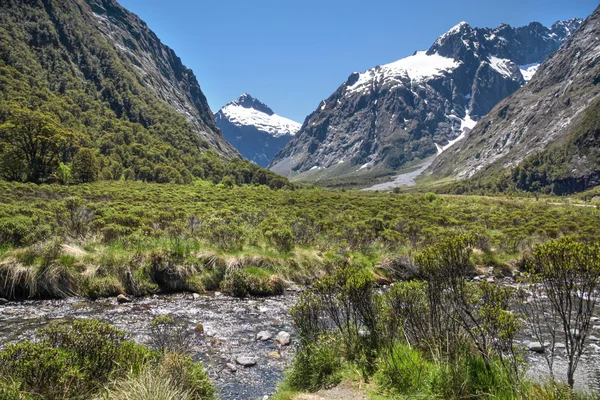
426, 6, 600, 195
0, 0, 242, 184
269, 18, 582, 183
215, 94, 300, 167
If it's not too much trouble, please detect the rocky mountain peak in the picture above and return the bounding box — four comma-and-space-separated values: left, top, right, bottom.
427, 6, 600, 194
229, 93, 275, 116
270, 17, 583, 181
215, 96, 300, 167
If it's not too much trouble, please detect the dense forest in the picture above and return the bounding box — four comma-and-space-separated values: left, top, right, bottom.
0, 0, 288, 188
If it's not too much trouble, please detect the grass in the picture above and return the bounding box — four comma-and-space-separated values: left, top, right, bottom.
0, 180, 599, 300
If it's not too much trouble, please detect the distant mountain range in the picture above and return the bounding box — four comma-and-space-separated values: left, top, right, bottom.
268, 18, 583, 184
215, 94, 300, 167
427, 6, 600, 195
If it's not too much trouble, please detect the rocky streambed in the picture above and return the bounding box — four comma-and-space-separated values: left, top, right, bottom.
1, 285, 600, 398
0, 292, 298, 400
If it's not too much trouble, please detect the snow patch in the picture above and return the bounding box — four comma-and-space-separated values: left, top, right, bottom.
436, 108, 477, 154
488, 56, 516, 79
346, 51, 460, 95
519, 63, 540, 82
220, 104, 301, 137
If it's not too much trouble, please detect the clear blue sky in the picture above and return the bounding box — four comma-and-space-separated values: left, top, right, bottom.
118, 0, 597, 123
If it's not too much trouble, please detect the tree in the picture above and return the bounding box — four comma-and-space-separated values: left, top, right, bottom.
0, 105, 75, 183
71, 148, 98, 183
523, 238, 600, 389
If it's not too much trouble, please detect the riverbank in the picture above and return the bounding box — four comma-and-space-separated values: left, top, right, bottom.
0, 292, 298, 399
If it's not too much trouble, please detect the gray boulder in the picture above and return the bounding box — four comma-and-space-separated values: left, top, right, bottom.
117, 294, 132, 304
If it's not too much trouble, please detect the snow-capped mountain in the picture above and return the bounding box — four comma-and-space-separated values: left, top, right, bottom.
427, 7, 600, 193
215, 94, 300, 167
269, 18, 582, 181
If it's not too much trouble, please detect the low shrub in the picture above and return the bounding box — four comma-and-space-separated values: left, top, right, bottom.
0, 319, 153, 399
284, 334, 343, 393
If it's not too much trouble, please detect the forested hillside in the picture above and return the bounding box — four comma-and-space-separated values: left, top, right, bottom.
0, 0, 286, 187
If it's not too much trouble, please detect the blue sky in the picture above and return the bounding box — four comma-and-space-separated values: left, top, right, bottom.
118, 0, 597, 123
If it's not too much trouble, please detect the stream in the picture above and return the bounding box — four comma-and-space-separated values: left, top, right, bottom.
0, 292, 298, 400
1, 288, 599, 398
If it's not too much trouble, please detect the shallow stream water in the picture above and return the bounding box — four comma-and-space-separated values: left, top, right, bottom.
0, 292, 298, 400
2, 288, 600, 398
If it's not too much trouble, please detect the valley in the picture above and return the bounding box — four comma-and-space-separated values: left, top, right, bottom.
0, 0, 599, 399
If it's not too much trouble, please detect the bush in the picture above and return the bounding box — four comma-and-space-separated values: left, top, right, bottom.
284, 334, 343, 393
160, 353, 215, 400
148, 316, 193, 355
374, 343, 432, 395
220, 269, 248, 298
96, 365, 193, 400
0, 319, 153, 399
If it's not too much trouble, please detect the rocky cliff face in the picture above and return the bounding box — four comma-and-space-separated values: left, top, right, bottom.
269, 18, 581, 180
426, 7, 600, 193
81, 0, 238, 157
215, 94, 299, 167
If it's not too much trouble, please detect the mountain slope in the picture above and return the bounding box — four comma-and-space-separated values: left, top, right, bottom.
427, 6, 600, 194
269, 18, 582, 182
0, 0, 239, 183
215, 94, 300, 167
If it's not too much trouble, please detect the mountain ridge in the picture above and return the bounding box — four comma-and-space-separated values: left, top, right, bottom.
269, 18, 582, 183
426, 6, 600, 195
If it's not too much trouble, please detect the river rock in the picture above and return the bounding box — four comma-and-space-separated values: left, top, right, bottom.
226, 363, 237, 372
117, 294, 132, 304
192, 293, 201, 300
236, 357, 257, 367
256, 331, 271, 341
276, 331, 291, 346
590, 344, 600, 352
555, 343, 566, 349
195, 323, 205, 334
528, 342, 545, 353
0, 298, 8, 305
589, 335, 599, 342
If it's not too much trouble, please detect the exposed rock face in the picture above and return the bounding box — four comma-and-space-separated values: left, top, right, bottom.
79, 0, 238, 157
427, 7, 600, 192
269, 19, 581, 179
215, 94, 300, 167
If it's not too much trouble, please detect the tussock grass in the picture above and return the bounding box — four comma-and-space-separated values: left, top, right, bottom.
96, 367, 193, 400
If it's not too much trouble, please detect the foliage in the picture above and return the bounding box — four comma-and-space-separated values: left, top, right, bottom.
0, 319, 154, 399
283, 334, 344, 393
148, 316, 193, 355
524, 237, 600, 388
0, 0, 291, 188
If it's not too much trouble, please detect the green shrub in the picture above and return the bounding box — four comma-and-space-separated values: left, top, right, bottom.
220, 269, 249, 298
374, 343, 432, 395
0, 319, 153, 399
95, 365, 192, 400
284, 334, 343, 393
160, 353, 215, 400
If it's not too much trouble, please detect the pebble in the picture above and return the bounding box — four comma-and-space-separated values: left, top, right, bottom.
226, 363, 238, 372
528, 342, 545, 353
256, 331, 272, 341
117, 294, 132, 304
276, 331, 291, 346
236, 357, 257, 367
